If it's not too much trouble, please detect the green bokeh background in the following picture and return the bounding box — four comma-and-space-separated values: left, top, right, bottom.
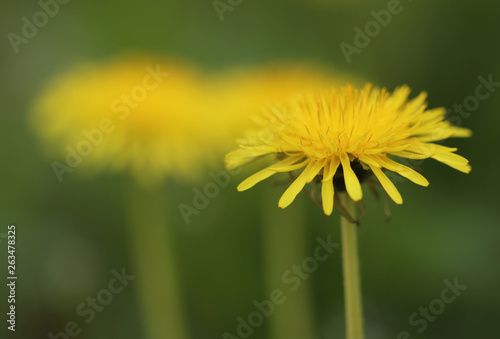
1, 0, 499, 338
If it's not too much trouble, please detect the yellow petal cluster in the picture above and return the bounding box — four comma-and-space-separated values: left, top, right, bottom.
207, 63, 360, 154
31, 56, 212, 186
226, 83, 472, 215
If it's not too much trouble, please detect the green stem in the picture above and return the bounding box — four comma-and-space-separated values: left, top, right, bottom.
126, 184, 188, 339
340, 193, 364, 339
263, 194, 315, 339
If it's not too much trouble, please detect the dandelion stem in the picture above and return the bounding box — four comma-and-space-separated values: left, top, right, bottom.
340, 193, 364, 339
127, 184, 187, 339
263, 195, 315, 339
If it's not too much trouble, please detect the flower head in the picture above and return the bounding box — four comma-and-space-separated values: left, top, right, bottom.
31, 56, 214, 186
207, 63, 360, 154
226, 83, 471, 216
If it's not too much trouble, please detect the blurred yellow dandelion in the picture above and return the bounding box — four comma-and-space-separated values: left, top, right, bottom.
207, 63, 360, 154
31, 56, 212, 186
226, 83, 472, 216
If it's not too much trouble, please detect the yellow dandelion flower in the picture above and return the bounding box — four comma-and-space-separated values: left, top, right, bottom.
31, 56, 211, 186
226, 83, 472, 216
207, 63, 362, 154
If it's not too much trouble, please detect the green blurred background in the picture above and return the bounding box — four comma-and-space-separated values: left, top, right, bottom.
1, 0, 499, 338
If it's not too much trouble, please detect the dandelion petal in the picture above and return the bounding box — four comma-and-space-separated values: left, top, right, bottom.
322, 179, 334, 215
278, 160, 322, 208
340, 153, 363, 202
370, 166, 403, 204
378, 156, 429, 187
238, 156, 305, 191
322, 156, 340, 182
